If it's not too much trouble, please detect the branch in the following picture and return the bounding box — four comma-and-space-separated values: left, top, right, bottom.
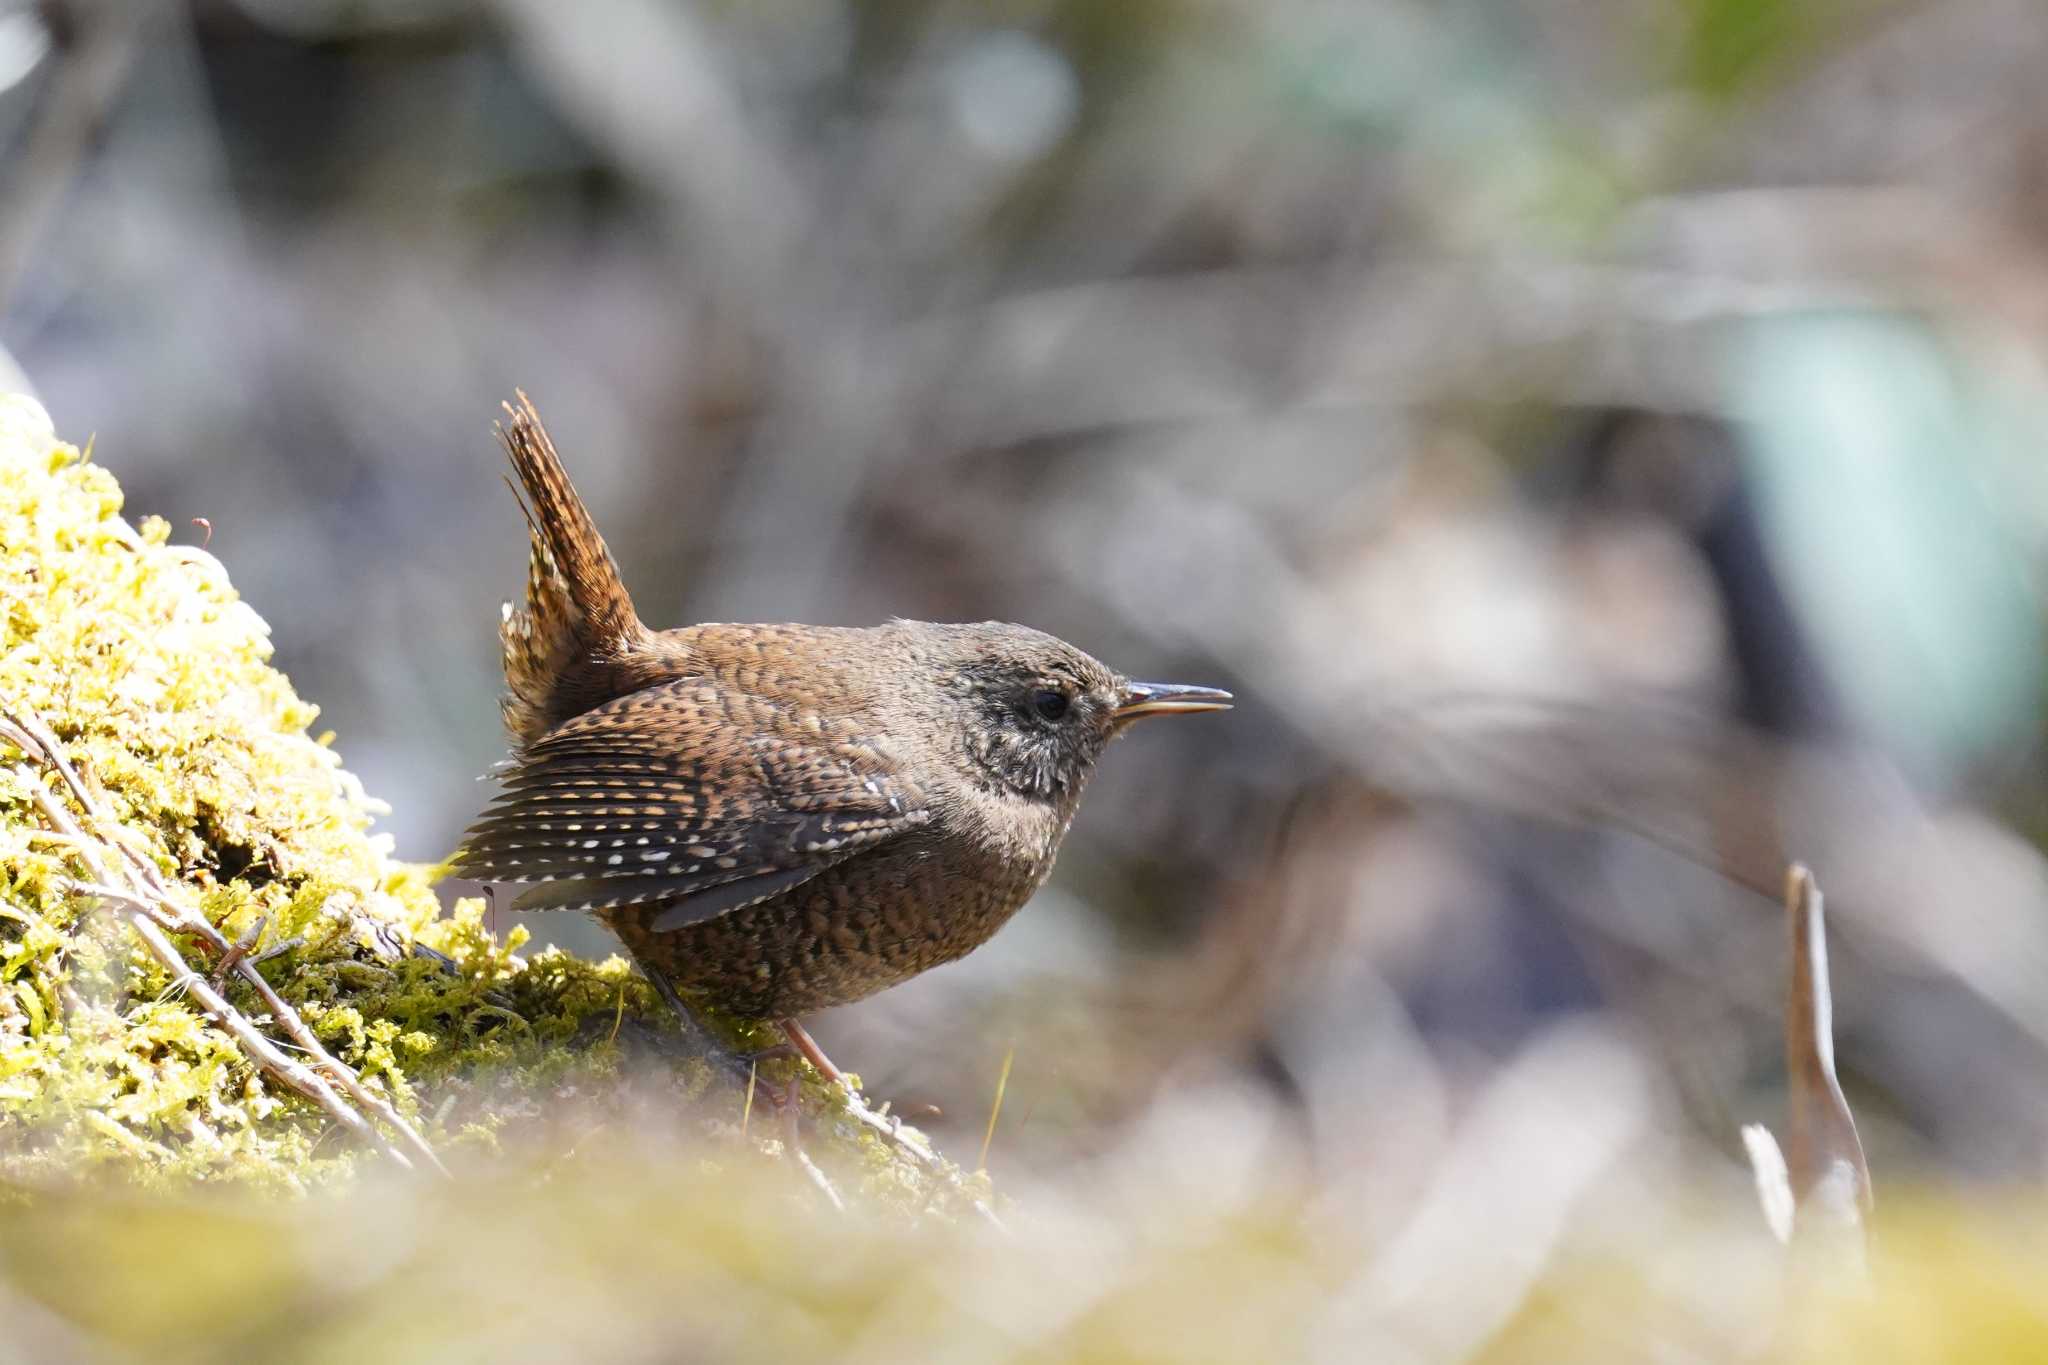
1782, 863, 1872, 1216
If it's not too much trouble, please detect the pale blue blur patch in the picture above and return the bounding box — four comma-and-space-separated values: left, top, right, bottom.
0, 8, 49, 95
1730, 312, 2045, 779
943, 30, 1078, 163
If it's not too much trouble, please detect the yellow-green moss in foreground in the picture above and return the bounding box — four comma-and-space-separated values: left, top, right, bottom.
0, 394, 964, 1206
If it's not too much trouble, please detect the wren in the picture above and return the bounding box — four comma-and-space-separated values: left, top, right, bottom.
451, 394, 1230, 1078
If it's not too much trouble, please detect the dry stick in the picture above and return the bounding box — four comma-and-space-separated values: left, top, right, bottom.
10, 711, 194, 901
2, 714, 446, 1175
978, 1042, 1015, 1173
33, 858, 415, 1173
124, 905, 408, 1167
1782, 863, 1872, 1213
741, 1059, 758, 1142
0, 0, 151, 319
206, 913, 269, 992
783, 1079, 846, 1213
195, 918, 446, 1176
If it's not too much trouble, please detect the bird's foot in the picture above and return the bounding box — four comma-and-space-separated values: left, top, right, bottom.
777, 1018, 849, 1090
631, 961, 758, 1086
737, 1021, 851, 1113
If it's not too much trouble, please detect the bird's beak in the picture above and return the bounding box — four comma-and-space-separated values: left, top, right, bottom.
1113, 681, 1234, 722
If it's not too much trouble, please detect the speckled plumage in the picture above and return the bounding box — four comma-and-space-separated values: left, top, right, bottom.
453, 394, 1227, 1023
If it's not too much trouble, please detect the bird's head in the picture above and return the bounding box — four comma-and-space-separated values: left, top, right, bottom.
892, 621, 1231, 804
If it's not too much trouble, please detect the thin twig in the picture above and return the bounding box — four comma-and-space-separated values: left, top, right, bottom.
66, 877, 422, 1172
222, 928, 449, 1176
209, 913, 267, 989
782, 1078, 844, 1212
607, 982, 627, 1047
978, 1042, 1014, 1173
741, 1059, 758, 1141
122, 906, 411, 1167
0, 0, 151, 319
1783, 864, 1872, 1213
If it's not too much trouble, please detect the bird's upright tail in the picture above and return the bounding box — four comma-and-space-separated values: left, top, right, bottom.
495, 391, 651, 745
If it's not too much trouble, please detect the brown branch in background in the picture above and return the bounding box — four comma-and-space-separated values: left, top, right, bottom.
0, 710, 447, 1177
1782, 862, 1872, 1216
1742, 862, 1871, 1253
0, 0, 152, 320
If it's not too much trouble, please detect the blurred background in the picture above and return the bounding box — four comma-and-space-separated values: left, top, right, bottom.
6, 0, 2048, 1206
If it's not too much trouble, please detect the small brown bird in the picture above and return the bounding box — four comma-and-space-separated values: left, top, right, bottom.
451, 394, 1230, 1079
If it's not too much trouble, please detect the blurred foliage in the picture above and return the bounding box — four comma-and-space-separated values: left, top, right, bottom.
1733, 313, 2044, 777
3, 1105, 2048, 1361
1680, 0, 1850, 95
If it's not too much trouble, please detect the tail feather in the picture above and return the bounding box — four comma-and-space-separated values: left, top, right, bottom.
496, 392, 651, 745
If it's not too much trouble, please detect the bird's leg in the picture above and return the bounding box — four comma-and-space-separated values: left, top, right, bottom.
762, 1021, 1002, 1224
632, 953, 754, 1086
779, 1017, 847, 1088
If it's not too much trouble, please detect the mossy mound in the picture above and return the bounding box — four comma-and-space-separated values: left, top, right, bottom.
0, 395, 970, 1208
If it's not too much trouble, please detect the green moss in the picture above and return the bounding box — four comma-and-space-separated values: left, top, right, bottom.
0, 394, 971, 1210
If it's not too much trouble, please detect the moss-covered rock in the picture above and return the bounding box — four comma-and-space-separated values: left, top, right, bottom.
0, 394, 970, 1209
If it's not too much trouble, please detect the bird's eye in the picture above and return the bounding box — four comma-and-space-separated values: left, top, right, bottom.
1030, 688, 1071, 722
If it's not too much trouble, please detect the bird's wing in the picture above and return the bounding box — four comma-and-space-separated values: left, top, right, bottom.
452, 680, 931, 928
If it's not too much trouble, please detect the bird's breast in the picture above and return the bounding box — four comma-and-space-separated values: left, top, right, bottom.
608, 830, 1052, 1017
